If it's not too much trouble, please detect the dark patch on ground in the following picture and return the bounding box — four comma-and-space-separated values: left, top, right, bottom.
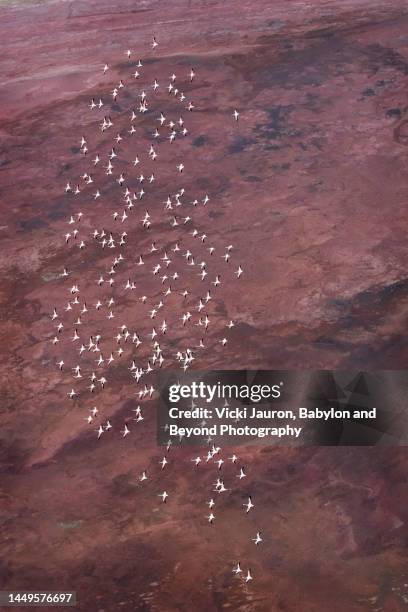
271, 162, 291, 171
0, 437, 29, 474
334, 278, 408, 310
245, 175, 262, 182
362, 43, 408, 76
227, 136, 256, 154
19, 218, 47, 231
386, 107, 401, 118
192, 135, 207, 147
110, 472, 138, 496
254, 104, 297, 146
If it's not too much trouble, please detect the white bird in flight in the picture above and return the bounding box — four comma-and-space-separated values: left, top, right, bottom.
243, 497, 254, 513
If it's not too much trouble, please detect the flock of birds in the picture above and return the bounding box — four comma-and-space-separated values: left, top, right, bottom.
48, 37, 263, 588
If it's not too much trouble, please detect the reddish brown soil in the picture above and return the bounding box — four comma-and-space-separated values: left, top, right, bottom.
1, 1, 408, 611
